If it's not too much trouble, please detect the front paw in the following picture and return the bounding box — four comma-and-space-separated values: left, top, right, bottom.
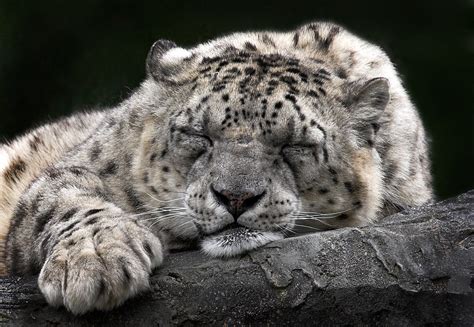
38, 219, 163, 314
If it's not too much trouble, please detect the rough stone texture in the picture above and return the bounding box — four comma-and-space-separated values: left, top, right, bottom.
0, 191, 472, 326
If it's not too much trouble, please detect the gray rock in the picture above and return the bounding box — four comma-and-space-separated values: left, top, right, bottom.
0, 191, 473, 326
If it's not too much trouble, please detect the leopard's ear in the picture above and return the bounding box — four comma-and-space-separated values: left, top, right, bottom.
350, 77, 390, 123
347, 77, 390, 145
146, 39, 195, 81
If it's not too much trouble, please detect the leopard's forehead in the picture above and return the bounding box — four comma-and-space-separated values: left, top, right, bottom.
173, 52, 346, 145
196, 52, 344, 100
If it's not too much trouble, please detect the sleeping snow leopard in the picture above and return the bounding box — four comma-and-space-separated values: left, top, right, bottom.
0, 22, 432, 314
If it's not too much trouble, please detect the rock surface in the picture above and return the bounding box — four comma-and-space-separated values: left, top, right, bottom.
0, 191, 473, 326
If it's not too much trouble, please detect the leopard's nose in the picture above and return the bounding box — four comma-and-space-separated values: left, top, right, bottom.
211, 185, 265, 219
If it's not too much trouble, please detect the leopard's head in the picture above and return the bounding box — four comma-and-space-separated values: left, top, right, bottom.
136, 32, 389, 257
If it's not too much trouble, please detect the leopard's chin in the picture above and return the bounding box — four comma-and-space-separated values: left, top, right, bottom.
200, 226, 283, 257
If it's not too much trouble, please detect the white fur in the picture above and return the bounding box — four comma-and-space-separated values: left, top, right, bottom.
161, 47, 193, 65
201, 230, 283, 257
0, 147, 9, 173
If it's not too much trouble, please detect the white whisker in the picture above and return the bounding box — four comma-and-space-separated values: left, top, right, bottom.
142, 203, 187, 210
125, 208, 185, 219
144, 192, 185, 203
142, 213, 187, 221
289, 223, 324, 232
300, 218, 336, 228
148, 215, 188, 228
296, 206, 356, 216
290, 214, 339, 219
276, 224, 294, 235
150, 208, 187, 213
174, 220, 194, 231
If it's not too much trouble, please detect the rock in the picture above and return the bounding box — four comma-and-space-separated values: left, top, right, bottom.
0, 191, 473, 326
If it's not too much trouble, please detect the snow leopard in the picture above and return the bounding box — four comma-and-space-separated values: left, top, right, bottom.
0, 22, 433, 314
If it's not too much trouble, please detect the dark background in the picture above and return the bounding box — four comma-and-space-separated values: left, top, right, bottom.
0, 0, 472, 199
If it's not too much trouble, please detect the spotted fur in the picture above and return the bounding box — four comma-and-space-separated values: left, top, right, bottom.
0, 22, 432, 314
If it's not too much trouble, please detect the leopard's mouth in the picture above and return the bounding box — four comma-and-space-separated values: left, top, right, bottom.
209, 222, 242, 235
200, 222, 283, 257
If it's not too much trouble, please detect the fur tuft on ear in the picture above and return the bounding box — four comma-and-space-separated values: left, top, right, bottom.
146, 39, 194, 81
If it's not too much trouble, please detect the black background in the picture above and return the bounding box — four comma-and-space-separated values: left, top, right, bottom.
0, 0, 472, 199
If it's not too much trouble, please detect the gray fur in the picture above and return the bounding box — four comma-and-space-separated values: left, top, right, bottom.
0, 22, 432, 314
